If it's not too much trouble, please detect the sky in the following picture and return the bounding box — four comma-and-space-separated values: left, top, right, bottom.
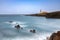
0, 0, 60, 14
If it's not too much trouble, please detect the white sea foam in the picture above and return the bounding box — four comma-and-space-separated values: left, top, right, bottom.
5, 21, 26, 25
4, 21, 28, 28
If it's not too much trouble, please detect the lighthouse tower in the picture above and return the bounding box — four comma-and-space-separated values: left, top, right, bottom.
40, 10, 47, 13
40, 10, 42, 13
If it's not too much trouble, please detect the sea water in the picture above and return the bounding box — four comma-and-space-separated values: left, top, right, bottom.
0, 15, 60, 40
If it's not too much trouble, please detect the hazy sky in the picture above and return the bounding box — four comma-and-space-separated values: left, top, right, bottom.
0, 0, 60, 14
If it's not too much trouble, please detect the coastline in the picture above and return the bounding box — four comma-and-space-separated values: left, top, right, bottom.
25, 11, 60, 18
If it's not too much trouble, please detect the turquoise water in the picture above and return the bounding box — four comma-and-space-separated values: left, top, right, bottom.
0, 15, 60, 40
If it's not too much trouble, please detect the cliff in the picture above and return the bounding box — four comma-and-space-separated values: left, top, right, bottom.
46, 11, 60, 18
49, 31, 60, 40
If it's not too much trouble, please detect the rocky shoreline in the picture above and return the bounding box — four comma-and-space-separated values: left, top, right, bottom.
25, 12, 47, 17
25, 11, 60, 18
47, 31, 60, 40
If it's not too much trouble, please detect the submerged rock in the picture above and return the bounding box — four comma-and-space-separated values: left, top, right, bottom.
9, 21, 13, 23
15, 24, 21, 29
49, 31, 60, 40
15, 24, 23, 30
30, 29, 36, 33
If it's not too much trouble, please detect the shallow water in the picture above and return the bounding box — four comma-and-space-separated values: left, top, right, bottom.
0, 15, 60, 40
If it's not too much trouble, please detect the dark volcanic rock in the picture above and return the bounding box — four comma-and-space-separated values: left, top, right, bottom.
49, 31, 60, 40
30, 29, 36, 33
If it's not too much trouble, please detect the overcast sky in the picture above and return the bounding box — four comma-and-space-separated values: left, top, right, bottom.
0, 0, 60, 14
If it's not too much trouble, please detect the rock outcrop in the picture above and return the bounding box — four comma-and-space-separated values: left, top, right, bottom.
46, 11, 60, 18
49, 31, 60, 40
30, 29, 36, 33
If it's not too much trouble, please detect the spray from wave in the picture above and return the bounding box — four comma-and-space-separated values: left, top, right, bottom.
0, 21, 58, 40
4, 21, 28, 28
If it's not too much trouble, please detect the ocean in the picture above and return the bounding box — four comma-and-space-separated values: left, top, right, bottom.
0, 15, 60, 40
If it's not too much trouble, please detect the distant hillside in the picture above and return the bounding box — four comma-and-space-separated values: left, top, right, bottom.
25, 11, 60, 18
26, 11, 48, 17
